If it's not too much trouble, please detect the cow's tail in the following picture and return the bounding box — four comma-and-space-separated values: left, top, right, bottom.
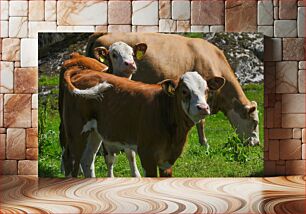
64, 68, 112, 100
86, 32, 106, 57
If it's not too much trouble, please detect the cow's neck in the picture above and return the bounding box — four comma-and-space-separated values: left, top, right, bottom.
219, 78, 251, 127
159, 94, 194, 164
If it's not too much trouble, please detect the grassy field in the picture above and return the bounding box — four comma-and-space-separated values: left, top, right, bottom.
38, 73, 263, 178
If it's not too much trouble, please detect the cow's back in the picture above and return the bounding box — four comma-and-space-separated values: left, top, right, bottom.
87, 33, 222, 83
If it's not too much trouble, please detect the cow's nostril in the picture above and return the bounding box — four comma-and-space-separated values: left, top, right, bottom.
124, 61, 129, 66
197, 105, 202, 110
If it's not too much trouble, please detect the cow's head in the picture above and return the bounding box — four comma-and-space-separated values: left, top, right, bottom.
94, 41, 147, 78
161, 71, 225, 123
227, 98, 259, 146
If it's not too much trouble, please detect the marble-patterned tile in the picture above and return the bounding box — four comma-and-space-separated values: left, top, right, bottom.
282, 38, 305, 61
258, 0, 273, 25
282, 94, 305, 113
32, 110, 38, 128
0, 61, 14, 93
9, 1, 28, 17
269, 128, 293, 139
0, 1, 9, 20
191, 25, 209, 32
95, 25, 108, 32
57, 26, 95, 32
276, 61, 298, 93
2, 38, 20, 61
159, 19, 177, 32
172, 1, 190, 20
298, 70, 305, 93
293, 128, 302, 139
0, 160, 17, 175
108, 25, 131, 32
28, 22, 57, 38
302, 129, 306, 143
297, 7, 305, 37
132, 1, 158, 25
225, 0, 256, 32
45, 1, 57, 21
264, 38, 282, 61
279, 0, 297, 19
14, 68, 38, 94
6, 128, 26, 160
280, 139, 302, 160
192, 0, 224, 25
159, 1, 171, 19
4, 94, 31, 128
20, 39, 38, 67
136, 25, 159, 32
57, 1, 107, 25
26, 148, 38, 160
29, 1, 45, 21
32, 94, 38, 109
269, 140, 279, 160
274, 20, 297, 37
18, 160, 38, 175
108, 1, 131, 24
282, 114, 305, 128
9, 17, 28, 38
209, 25, 224, 32
0, 94, 3, 128
286, 160, 305, 175
258, 26, 274, 37
0, 134, 5, 159
26, 128, 38, 148
177, 21, 190, 32
1, 21, 9, 37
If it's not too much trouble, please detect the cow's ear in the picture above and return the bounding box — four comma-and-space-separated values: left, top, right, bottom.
94, 47, 109, 63
207, 76, 225, 91
160, 79, 177, 96
247, 101, 257, 114
133, 43, 147, 60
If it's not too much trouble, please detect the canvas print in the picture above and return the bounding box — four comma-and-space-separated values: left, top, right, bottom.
38, 32, 264, 178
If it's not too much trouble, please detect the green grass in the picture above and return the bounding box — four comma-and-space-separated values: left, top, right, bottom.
38, 81, 263, 178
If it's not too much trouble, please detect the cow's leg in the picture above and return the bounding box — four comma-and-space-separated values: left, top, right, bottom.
124, 148, 141, 177
103, 151, 116, 178
138, 148, 157, 177
80, 131, 102, 178
196, 119, 209, 151
62, 147, 74, 177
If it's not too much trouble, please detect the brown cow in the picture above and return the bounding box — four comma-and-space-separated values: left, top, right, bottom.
62, 66, 225, 177
59, 40, 147, 177
86, 33, 260, 148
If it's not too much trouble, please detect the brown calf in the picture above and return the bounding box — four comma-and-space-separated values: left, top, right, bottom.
62, 66, 224, 177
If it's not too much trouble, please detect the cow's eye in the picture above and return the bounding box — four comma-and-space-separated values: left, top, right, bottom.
112, 53, 117, 59
182, 88, 189, 96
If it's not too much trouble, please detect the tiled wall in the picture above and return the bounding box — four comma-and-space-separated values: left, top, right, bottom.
0, 0, 305, 176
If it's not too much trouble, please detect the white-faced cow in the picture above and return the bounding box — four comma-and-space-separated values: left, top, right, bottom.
86, 33, 260, 148
63, 66, 225, 177
59, 41, 147, 177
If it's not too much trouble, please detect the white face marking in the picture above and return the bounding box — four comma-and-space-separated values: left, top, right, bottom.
109, 41, 136, 77
180, 72, 210, 123
227, 108, 260, 145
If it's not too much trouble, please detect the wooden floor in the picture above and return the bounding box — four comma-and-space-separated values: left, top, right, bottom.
0, 176, 305, 214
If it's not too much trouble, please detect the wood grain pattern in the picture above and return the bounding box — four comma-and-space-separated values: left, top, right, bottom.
0, 176, 305, 213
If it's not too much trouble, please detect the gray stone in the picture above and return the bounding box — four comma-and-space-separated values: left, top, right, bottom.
274, 20, 297, 37
258, 26, 273, 37
258, 0, 273, 25
299, 61, 306, 70
264, 38, 282, 61
298, 7, 305, 37
209, 25, 225, 33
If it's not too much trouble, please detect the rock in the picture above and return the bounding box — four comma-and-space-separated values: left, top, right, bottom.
203, 32, 264, 84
